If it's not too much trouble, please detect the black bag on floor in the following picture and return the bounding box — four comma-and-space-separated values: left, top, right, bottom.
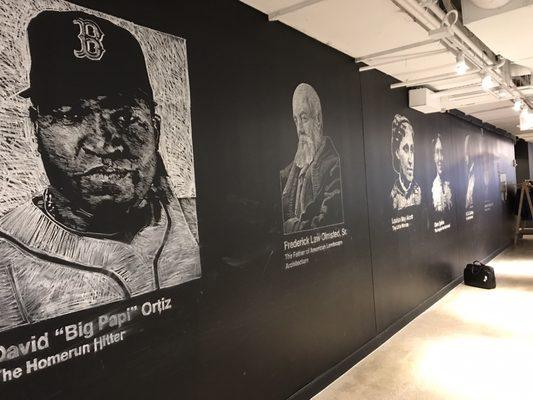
464, 261, 496, 289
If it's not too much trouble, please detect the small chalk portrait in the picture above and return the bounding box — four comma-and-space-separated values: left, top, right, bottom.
390, 114, 421, 211
464, 134, 476, 210
431, 133, 453, 212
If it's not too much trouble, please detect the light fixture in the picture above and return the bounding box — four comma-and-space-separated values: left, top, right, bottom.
520, 106, 529, 119
513, 99, 523, 112
455, 52, 468, 75
481, 71, 493, 91
519, 106, 533, 131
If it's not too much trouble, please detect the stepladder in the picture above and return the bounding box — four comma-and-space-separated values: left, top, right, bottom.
514, 180, 533, 245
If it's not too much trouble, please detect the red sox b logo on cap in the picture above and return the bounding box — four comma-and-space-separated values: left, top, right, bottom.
73, 18, 105, 61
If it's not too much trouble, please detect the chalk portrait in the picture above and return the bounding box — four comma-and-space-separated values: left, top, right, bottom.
0, 4, 200, 332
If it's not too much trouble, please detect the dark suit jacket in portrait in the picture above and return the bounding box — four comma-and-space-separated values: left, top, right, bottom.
280, 137, 343, 234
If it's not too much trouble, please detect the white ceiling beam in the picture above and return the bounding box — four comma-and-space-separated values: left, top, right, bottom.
357, 40, 442, 63
395, 62, 456, 79
469, 104, 515, 116
450, 90, 507, 102
268, 0, 328, 21
443, 94, 512, 109
391, 70, 480, 89
433, 84, 484, 98
359, 49, 449, 72
481, 115, 519, 123
356, 36, 448, 63
393, 0, 532, 118
429, 76, 483, 91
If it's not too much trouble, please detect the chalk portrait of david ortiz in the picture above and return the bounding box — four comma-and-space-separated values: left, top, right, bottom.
0, 9, 201, 333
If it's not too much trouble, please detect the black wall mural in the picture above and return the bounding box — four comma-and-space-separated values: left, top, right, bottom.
0, 4, 201, 335
514, 139, 530, 185
0, 0, 516, 399
361, 71, 515, 332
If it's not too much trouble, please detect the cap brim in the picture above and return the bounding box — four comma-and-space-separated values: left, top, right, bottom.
17, 87, 32, 98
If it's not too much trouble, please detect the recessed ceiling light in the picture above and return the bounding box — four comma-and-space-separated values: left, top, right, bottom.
481, 72, 494, 91
470, 0, 512, 10
456, 52, 468, 75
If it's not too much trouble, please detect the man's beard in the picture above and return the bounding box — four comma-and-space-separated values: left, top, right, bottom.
294, 136, 317, 169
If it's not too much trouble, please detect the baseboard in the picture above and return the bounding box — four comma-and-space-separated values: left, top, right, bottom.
481, 240, 512, 265
288, 242, 512, 400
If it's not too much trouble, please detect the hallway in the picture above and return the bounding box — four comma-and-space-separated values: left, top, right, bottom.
315, 240, 533, 400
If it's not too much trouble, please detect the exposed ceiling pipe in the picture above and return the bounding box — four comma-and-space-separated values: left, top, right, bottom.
391, 0, 483, 76
393, 0, 533, 109
391, 0, 440, 31
424, 2, 531, 106
400, 0, 494, 66
425, 1, 498, 64
388, 0, 477, 77
442, 0, 456, 12
268, 0, 328, 21
390, 0, 482, 75
421, 0, 497, 65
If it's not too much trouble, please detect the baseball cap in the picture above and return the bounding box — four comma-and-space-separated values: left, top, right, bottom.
19, 10, 153, 107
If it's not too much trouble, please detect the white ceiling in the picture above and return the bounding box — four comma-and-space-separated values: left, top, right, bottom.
241, 0, 533, 140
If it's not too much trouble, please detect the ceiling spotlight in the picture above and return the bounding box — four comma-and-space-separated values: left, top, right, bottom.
513, 99, 523, 112
455, 52, 468, 75
520, 107, 533, 131
481, 72, 494, 91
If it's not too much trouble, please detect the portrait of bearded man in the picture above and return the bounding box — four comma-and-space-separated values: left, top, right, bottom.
280, 83, 343, 234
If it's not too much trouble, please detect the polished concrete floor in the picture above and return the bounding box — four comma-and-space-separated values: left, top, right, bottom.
315, 240, 533, 400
